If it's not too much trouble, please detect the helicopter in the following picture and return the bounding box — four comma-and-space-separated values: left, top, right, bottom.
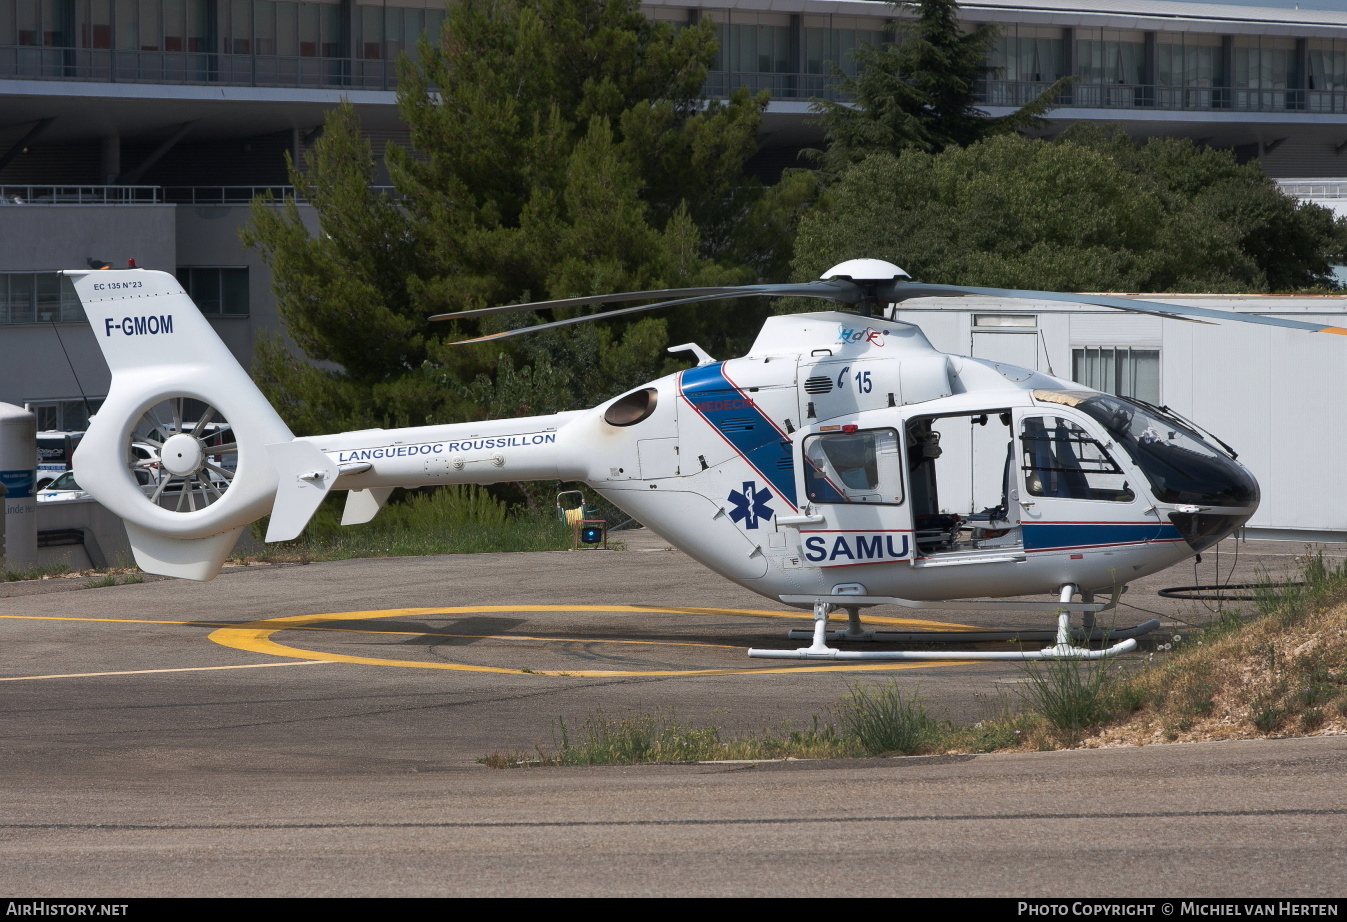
63, 260, 1344, 663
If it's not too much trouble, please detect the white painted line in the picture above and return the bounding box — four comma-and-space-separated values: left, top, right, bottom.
0, 660, 337, 682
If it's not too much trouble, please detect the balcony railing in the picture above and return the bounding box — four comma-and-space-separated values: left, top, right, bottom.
1278, 180, 1347, 199
164, 186, 299, 204
0, 46, 397, 90
0, 186, 405, 206
702, 71, 850, 101
6, 45, 1345, 115
694, 74, 1345, 113
163, 186, 394, 204
981, 80, 1341, 114
0, 185, 161, 204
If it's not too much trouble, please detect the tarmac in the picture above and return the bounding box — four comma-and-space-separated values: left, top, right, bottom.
1, 531, 1344, 896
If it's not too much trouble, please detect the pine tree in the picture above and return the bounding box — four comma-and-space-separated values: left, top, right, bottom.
812, 0, 1067, 170
243, 0, 803, 434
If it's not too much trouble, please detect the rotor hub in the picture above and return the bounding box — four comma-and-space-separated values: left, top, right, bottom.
160, 432, 206, 476
820, 259, 910, 283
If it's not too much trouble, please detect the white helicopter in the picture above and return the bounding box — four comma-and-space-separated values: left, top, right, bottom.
64, 260, 1343, 663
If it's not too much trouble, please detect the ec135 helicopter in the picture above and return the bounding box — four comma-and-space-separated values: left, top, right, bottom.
64, 260, 1346, 663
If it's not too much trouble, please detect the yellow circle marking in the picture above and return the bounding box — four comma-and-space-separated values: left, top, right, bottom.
208, 605, 982, 676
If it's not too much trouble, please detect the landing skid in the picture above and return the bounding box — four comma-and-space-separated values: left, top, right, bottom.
783, 620, 1160, 645
747, 585, 1150, 662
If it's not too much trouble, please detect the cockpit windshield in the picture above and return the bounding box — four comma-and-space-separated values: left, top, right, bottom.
1033, 391, 1259, 508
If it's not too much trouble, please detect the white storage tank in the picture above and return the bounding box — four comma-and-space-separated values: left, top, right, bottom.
0, 403, 37, 568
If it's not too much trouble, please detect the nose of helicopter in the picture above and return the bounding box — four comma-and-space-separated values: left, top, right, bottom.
1167, 505, 1258, 553
1159, 441, 1261, 553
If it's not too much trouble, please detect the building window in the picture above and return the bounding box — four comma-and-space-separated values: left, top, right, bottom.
28, 398, 104, 433
0, 273, 84, 324
990, 25, 1065, 84
701, 11, 793, 74
802, 16, 887, 78
1072, 347, 1160, 405
177, 267, 250, 315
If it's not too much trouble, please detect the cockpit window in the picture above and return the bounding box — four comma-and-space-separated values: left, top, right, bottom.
1020, 416, 1135, 502
1034, 391, 1259, 507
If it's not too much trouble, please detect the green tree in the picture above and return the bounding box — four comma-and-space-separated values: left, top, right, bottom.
811, 0, 1066, 171
792, 132, 1346, 293
244, 0, 805, 435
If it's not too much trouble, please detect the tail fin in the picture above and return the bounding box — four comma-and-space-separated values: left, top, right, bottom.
67, 268, 294, 580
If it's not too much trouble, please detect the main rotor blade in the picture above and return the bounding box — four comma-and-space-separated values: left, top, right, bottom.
884, 281, 1347, 335
430, 286, 759, 321
444, 280, 861, 345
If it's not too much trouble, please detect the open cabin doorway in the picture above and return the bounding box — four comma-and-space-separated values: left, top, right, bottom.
905, 410, 1023, 556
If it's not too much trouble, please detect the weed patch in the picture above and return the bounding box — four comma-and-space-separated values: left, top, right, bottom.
1018, 655, 1118, 746
836, 682, 945, 755
2, 563, 72, 582
82, 572, 145, 589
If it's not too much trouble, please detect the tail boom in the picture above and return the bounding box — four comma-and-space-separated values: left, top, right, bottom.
265, 413, 586, 541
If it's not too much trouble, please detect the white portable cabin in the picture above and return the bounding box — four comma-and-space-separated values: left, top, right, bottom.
896, 295, 1347, 542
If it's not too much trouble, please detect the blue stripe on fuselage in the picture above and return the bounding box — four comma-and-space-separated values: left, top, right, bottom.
1023, 522, 1182, 551
680, 362, 797, 508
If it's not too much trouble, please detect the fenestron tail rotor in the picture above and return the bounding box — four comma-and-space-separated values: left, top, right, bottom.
132, 397, 238, 512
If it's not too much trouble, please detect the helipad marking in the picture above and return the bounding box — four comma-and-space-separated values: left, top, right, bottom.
208, 606, 981, 676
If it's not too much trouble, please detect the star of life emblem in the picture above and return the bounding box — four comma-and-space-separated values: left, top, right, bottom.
727, 480, 774, 530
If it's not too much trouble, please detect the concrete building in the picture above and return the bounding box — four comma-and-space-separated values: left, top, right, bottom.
2, 0, 1347, 538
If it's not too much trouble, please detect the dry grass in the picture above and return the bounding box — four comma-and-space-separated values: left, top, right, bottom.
1084, 556, 1347, 747
918, 551, 1347, 754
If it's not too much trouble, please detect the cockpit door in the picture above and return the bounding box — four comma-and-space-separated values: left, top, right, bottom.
796, 424, 915, 569
1010, 407, 1165, 553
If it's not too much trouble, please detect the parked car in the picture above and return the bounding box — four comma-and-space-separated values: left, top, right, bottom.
129, 441, 161, 485
36, 430, 83, 491
35, 470, 90, 503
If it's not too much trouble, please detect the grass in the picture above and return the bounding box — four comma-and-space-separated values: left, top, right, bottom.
482, 683, 947, 767
2, 562, 147, 586
1018, 654, 1119, 746
2, 563, 72, 581
249, 485, 572, 563
1093, 551, 1347, 745
82, 572, 144, 589
2, 485, 577, 582
837, 682, 945, 755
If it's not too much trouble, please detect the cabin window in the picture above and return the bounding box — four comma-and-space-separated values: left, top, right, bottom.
1020, 415, 1134, 502
803, 428, 903, 504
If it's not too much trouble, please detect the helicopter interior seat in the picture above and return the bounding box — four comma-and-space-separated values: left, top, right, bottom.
961, 439, 1022, 549
1022, 416, 1075, 499
1051, 421, 1092, 497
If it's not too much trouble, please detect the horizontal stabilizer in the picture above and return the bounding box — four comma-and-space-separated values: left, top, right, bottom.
342, 487, 393, 526
124, 522, 244, 581
265, 441, 339, 542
